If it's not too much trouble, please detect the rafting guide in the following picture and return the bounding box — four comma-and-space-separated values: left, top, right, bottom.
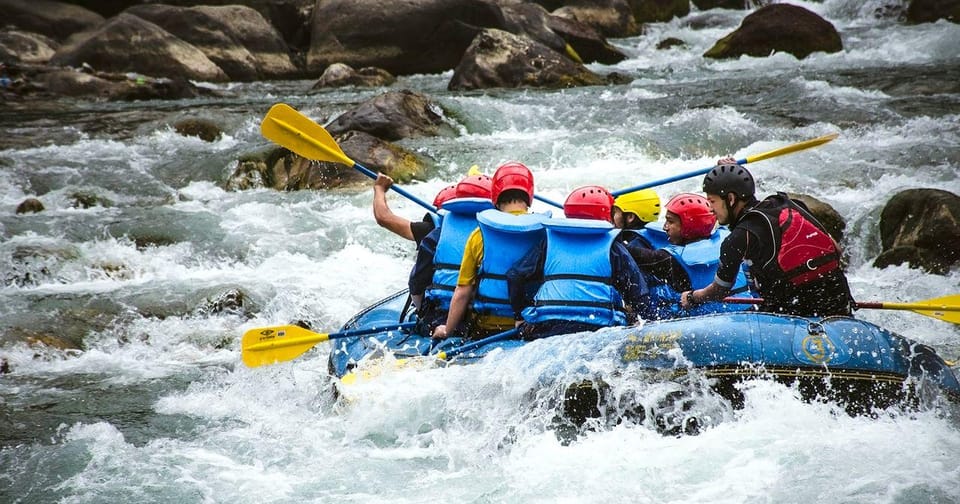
682, 162, 854, 317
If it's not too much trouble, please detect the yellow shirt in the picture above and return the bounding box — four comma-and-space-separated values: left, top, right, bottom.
455, 210, 528, 333
456, 228, 484, 286
456, 209, 529, 286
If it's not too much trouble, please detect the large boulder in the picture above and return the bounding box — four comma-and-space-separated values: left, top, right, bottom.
325, 90, 458, 142
543, 11, 627, 64
906, 0, 960, 23
227, 133, 428, 191
65, 0, 316, 51
552, 0, 640, 38
0, 30, 58, 65
874, 189, 960, 275
311, 63, 396, 89
125, 4, 297, 80
0, 0, 104, 42
628, 0, 690, 23
449, 28, 605, 90
50, 13, 228, 82
28, 67, 212, 101
307, 0, 507, 76
704, 4, 842, 60
501, 2, 570, 56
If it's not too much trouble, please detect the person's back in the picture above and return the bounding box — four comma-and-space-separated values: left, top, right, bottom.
509, 186, 653, 340
682, 162, 853, 317
734, 191, 850, 316
432, 162, 541, 340
409, 174, 494, 334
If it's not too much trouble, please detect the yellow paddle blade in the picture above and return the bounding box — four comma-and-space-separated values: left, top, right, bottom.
241, 324, 330, 368
260, 103, 354, 166
745, 132, 839, 164
885, 294, 960, 324
467, 165, 482, 176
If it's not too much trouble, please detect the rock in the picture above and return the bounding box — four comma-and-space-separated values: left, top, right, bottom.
0, 0, 105, 42
173, 118, 223, 142
30, 66, 213, 101
682, 12, 731, 30
4, 242, 81, 287
325, 90, 457, 141
30, 68, 118, 97
501, 2, 570, 56
448, 28, 605, 91
50, 13, 228, 82
543, 11, 627, 64
874, 189, 960, 274
110, 75, 213, 101
16, 198, 44, 214
227, 137, 428, 191
787, 193, 846, 243
906, 0, 960, 23
703, 4, 842, 60
336, 130, 428, 184
307, 0, 507, 75
311, 63, 396, 88
628, 0, 690, 23
691, 0, 753, 11
196, 288, 249, 317
69, 190, 113, 209
0, 30, 58, 64
125, 4, 297, 80
656, 37, 687, 50
552, 0, 640, 38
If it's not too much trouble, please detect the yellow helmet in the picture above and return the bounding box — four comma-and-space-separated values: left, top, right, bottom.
614, 189, 661, 223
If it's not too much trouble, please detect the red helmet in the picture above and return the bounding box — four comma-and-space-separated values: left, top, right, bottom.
665, 192, 716, 240
563, 185, 615, 221
455, 174, 492, 199
433, 184, 457, 208
491, 161, 534, 206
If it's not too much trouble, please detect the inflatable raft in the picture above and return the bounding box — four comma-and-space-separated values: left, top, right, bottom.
329, 290, 960, 419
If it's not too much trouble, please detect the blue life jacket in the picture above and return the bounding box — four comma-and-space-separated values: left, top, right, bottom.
473, 210, 546, 319
639, 226, 752, 317
424, 198, 495, 311
522, 218, 626, 327
428, 212, 442, 229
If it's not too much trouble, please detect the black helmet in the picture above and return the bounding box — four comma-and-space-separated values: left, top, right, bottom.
702, 163, 755, 199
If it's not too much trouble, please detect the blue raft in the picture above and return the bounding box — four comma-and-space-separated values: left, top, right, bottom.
329, 290, 960, 416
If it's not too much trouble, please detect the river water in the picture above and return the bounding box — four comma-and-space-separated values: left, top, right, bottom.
2, 1, 960, 502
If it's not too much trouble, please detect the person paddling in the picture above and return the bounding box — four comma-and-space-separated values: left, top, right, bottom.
373, 173, 455, 245
681, 161, 854, 317
432, 162, 544, 340
408, 174, 494, 334
507, 186, 654, 340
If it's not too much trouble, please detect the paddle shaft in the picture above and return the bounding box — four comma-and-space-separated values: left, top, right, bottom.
611, 133, 839, 197
437, 328, 520, 360
721, 296, 960, 324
